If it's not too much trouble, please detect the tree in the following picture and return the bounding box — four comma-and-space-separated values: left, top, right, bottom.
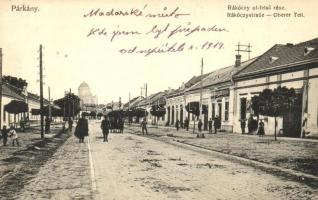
185, 102, 199, 133
251, 86, 299, 140
150, 105, 166, 124
3, 75, 28, 91
90, 111, 97, 119
97, 112, 104, 119
82, 112, 89, 117
53, 93, 81, 118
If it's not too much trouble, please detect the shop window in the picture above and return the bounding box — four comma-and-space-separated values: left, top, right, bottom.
212, 103, 215, 119
225, 102, 229, 121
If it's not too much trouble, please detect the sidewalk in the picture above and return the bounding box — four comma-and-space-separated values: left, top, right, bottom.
0, 124, 68, 199
127, 124, 318, 178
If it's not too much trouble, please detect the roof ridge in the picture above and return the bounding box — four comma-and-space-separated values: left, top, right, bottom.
296, 37, 318, 46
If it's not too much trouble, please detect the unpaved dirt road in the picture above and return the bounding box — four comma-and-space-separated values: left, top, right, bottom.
88, 122, 318, 200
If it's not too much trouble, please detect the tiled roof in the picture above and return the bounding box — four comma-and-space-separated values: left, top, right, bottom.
27, 92, 50, 104
2, 84, 24, 100
186, 57, 257, 92
166, 73, 211, 98
123, 96, 139, 108
138, 92, 162, 106
235, 38, 318, 78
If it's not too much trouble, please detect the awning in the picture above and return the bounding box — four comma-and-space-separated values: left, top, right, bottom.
31, 108, 41, 115
4, 100, 28, 114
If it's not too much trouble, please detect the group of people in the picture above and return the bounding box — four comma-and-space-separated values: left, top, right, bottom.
208, 116, 221, 134
174, 116, 221, 134
73, 114, 115, 143
0, 125, 20, 146
240, 116, 265, 136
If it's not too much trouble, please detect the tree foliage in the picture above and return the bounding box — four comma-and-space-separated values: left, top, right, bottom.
251, 86, 300, 140
53, 93, 81, 117
3, 75, 28, 90
251, 86, 299, 117
185, 102, 207, 116
185, 102, 199, 116
125, 108, 148, 118
150, 105, 166, 117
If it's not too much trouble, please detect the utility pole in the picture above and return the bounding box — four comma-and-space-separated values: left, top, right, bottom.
199, 58, 204, 138
39, 45, 44, 139
236, 42, 252, 59
144, 83, 147, 119
63, 91, 66, 119
72, 97, 75, 119
69, 88, 71, 120
48, 86, 51, 120
0, 48, 2, 130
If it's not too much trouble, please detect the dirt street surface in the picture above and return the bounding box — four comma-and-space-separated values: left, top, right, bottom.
16, 132, 92, 200
89, 122, 318, 200
5, 121, 317, 200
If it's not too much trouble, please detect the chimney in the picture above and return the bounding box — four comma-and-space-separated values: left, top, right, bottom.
235, 54, 241, 67
286, 43, 293, 47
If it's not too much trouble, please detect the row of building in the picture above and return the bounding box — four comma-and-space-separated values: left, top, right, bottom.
0, 82, 51, 128
122, 38, 318, 138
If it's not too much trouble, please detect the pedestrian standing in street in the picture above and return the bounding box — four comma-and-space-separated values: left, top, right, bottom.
68, 118, 73, 131
198, 119, 203, 132
141, 118, 148, 135
208, 118, 213, 134
9, 126, 19, 146
184, 117, 189, 131
101, 116, 110, 142
75, 114, 89, 143
214, 115, 221, 134
20, 119, 25, 132
119, 118, 124, 133
175, 120, 180, 131
257, 120, 265, 137
240, 118, 247, 134
1, 125, 8, 146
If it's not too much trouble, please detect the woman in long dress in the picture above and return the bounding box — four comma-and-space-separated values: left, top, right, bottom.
75, 114, 89, 143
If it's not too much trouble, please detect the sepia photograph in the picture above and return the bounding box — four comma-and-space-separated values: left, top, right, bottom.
0, 0, 318, 199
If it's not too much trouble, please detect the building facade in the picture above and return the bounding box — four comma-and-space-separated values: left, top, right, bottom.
78, 82, 98, 106
185, 56, 256, 132
233, 38, 318, 137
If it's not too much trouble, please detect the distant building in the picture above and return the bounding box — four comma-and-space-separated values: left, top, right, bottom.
78, 82, 98, 107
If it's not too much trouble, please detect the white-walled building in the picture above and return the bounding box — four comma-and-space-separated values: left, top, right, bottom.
165, 75, 210, 128
78, 82, 98, 106
185, 56, 256, 132
1, 83, 25, 127
233, 38, 318, 137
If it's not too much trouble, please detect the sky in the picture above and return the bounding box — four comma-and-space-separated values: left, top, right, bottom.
1, 0, 317, 104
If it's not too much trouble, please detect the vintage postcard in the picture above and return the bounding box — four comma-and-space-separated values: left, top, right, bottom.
0, 0, 318, 199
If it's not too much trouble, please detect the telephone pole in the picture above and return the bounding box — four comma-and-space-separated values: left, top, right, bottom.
69, 88, 71, 119
48, 86, 51, 120
144, 83, 147, 119
39, 45, 44, 139
0, 48, 3, 130
199, 58, 204, 138
236, 42, 252, 59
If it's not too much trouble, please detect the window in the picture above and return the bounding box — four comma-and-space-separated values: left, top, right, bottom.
212, 103, 215, 119
240, 98, 247, 119
218, 103, 222, 120
225, 102, 229, 121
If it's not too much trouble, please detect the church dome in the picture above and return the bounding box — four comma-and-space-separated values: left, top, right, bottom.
79, 82, 89, 89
